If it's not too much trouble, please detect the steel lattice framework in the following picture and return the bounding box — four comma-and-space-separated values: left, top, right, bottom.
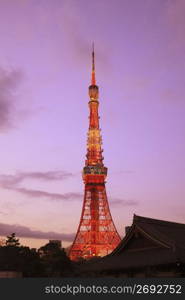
69, 46, 121, 261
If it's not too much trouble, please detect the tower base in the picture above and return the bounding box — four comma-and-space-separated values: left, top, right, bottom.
69, 183, 121, 261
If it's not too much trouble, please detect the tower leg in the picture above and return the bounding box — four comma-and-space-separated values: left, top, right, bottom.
69, 184, 121, 261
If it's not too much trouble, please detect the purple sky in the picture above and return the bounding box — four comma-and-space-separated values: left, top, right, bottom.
0, 0, 185, 249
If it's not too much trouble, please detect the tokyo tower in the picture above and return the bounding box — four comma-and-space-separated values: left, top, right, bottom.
69, 46, 121, 260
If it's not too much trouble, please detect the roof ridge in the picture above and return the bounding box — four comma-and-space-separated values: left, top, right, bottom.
134, 214, 185, 228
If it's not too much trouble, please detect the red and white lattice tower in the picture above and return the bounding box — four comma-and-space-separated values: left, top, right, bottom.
69, 46, 121, 260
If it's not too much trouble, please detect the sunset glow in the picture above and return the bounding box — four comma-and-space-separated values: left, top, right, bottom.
0, 0, 185, 250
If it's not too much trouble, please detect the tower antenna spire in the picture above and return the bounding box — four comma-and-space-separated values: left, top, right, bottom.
91, 42, 96, 85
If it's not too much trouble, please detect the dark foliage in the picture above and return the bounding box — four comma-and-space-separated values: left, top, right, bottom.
39, 241, 72, 277
0, 234, 73, 277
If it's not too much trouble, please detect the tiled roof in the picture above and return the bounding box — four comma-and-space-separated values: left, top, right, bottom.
80, 215, 185, 272
82, 247, 185, 272
112, 215, 185, 255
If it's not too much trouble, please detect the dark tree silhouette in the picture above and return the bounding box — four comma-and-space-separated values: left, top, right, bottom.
0, 233, 44, 277
39, 242, 73, 277
5, 233, 20, 247
0, 235, 74, 277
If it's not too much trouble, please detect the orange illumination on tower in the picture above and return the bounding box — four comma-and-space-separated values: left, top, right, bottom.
69, 46, 121, 261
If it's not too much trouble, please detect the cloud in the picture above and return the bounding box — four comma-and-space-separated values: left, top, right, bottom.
55, 1, 110, 71
110, 198, 138, 207
160, 88, 184, 102
10, 187, 82, 201
121, 170, 135, 174
166, 0, 185, 47
0, 67, 22, 131
114, 170, 135, 175
0, 211, 7, 216
0, 170, 73, 187
0, 222, 75, 242
0, 171, 136, 205
0, 170, 81, 201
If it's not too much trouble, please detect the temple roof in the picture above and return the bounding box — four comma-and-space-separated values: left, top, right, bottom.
112, 214, 185, 255
83, 248, 185, 272
79, 215, 185, 272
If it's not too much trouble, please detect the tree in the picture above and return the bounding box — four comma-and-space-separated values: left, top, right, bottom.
5, 233, 20, 247
0, 237, 44, 277
39, 242, 73, 277
0, 235, 73, 277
